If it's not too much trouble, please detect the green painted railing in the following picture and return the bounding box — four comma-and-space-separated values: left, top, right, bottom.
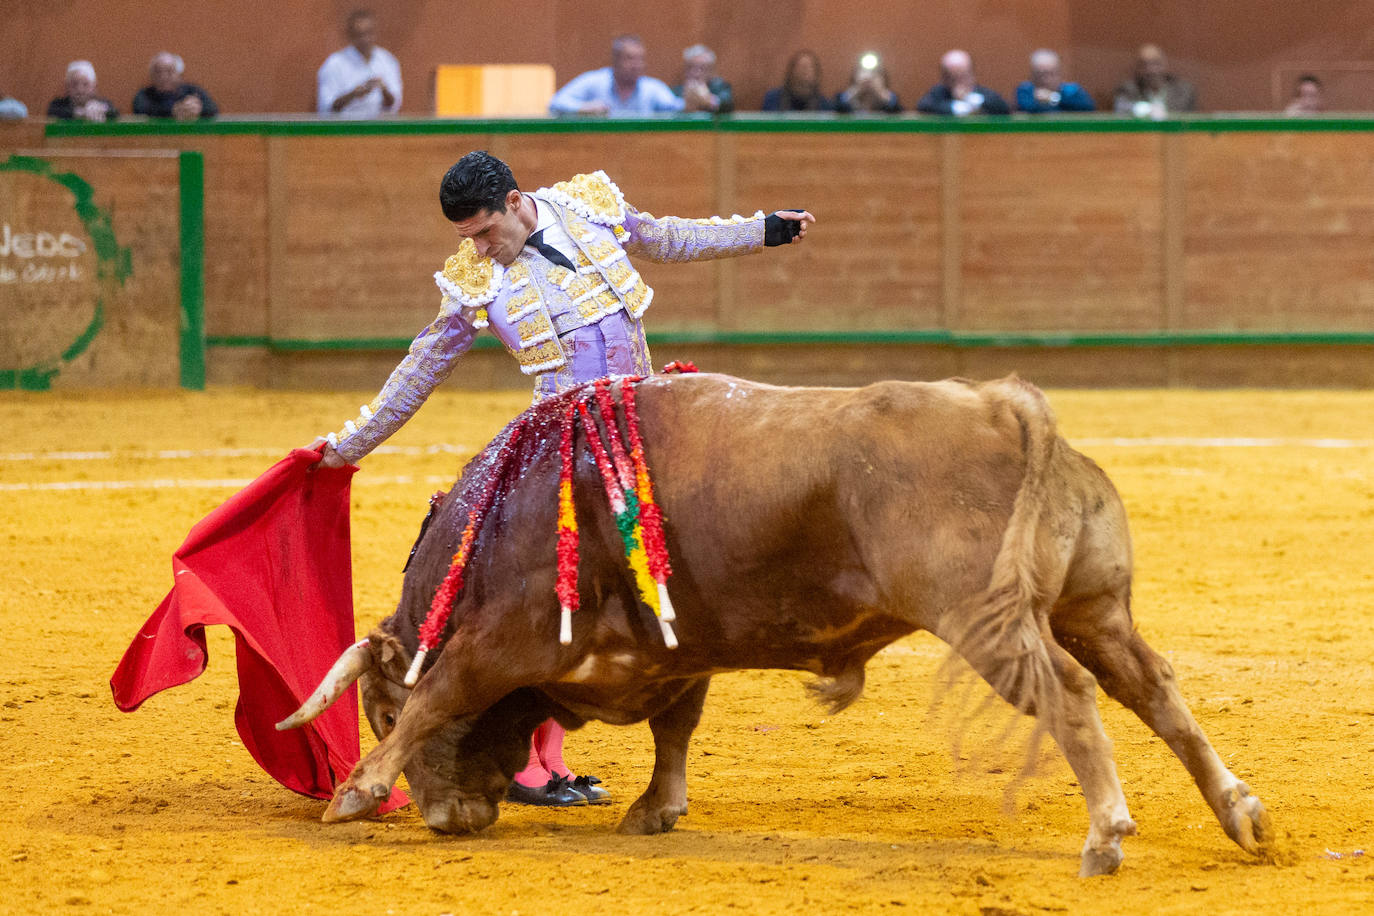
44, 112, 1374, 139
178, 151, 205, 389
206, 329, 1374, 353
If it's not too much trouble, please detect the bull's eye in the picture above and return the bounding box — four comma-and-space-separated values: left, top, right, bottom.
383, 712, 396, 727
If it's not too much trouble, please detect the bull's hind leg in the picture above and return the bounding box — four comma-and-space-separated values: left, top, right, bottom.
1053, 594, 1272, 857
956, 630, 1137, 876
618, 677, 710, 835
1036, 636, 1140, 876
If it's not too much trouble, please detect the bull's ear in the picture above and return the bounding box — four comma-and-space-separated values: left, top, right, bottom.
367, 628, 411, 682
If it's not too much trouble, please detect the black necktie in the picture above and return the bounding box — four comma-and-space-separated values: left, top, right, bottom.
526, 229, 576, 271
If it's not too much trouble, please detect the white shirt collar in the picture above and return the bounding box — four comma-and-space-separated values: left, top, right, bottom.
533, 196, 556, 232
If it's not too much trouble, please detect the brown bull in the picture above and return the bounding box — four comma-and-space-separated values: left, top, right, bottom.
281, 372, 1270, 876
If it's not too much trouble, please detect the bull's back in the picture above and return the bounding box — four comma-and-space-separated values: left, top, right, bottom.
630, 374, 1044, 651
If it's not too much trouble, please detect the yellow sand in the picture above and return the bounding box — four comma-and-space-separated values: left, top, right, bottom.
1, 386, 1372, 914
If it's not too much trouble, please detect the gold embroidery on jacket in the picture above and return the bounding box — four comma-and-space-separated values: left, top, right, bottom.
439, 240, 499, 301
517, 313, 554, 346
605, 260, 636, 293
544, 171, 628, 225
505, 284, 541, 322
513, 338, 565, 372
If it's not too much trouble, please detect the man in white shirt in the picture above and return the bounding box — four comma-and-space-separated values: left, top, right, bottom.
548, 35, 684, 116
317, 9, 402, 117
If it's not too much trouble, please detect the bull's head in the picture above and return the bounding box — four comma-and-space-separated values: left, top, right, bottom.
278, 627, 551, 832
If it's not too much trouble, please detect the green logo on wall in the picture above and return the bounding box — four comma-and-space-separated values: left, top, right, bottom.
0, 154, 132, 390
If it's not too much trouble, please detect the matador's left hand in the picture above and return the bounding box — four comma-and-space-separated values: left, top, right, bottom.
765, 210, 816, 246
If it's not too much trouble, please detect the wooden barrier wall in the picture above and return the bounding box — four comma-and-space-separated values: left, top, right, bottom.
16, 117, 1374, 388
0, 146, 186, 389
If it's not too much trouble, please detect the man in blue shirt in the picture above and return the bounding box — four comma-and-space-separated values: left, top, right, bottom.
549, 35, 684, 116
1016, 49, 1096, 113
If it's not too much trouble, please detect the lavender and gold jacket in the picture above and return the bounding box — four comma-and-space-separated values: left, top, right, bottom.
329, 171, 765, 463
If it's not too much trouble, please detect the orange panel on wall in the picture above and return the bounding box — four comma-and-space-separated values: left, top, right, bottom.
434, 65, 555, 116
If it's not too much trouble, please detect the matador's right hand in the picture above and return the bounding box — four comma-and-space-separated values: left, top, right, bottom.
306, 436, 347, 469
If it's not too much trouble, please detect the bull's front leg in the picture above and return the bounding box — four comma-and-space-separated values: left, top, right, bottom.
324, 652, 512, 824
618, 678, 710, 835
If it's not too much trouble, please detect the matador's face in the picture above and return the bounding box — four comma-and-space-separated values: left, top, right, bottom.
451, 189, 532, 267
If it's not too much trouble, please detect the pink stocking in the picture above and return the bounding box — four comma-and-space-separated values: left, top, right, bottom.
537, 719, 573, 779
512, 721, 550, 788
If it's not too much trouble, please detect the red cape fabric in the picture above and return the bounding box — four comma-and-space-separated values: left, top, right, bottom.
110, 448, 406, 812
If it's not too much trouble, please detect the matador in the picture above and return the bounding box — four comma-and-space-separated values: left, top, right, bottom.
313, 149, 814, 807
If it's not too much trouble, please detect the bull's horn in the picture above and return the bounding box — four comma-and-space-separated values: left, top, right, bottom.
659, 617, 679, 649
275, 639, 373, 731
403, 646, 428, 687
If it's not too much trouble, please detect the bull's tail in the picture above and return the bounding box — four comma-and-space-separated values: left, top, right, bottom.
806, 665, 867, 715
938, 378, 1066, 749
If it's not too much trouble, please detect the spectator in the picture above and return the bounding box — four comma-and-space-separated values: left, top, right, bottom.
761, 50, 832, 112
1016, 49, 1095, 113
672, 44, 734, 113
47, 61, 117, 121
549, 34, 683, 115
1113, 44, 1196, 117
0, 91, 26, 120
834, 53, 902, 113
1285, 74, 1325, 115
916, 50, 1010, 115
133, 52, 218, 120
317, 8, 402, 117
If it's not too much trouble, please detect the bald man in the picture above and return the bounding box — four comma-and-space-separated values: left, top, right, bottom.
1015, 49, 1096, 113
1113, 44, 1197, 116
916, 50, 1010, 116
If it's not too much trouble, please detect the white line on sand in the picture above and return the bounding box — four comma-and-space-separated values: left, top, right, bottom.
0, 475, 455, 492
0, 444, 471, 462
1073, 437, 1373, 448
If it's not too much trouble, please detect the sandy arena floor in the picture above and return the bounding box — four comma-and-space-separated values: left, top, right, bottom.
1, 384, 1372, 914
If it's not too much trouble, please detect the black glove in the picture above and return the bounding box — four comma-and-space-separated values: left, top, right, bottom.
764, 211, 807, 246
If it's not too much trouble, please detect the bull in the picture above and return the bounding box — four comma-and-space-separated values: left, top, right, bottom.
280, 372, 1271, 876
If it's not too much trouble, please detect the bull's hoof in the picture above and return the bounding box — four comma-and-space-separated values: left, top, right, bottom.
617, 800, 687, 835
1078, 813, 1136, 877
1220, 783, 1273, 855
1078, 843, 1124, 877
322, 781, 388, 823
419, 794, 500, 834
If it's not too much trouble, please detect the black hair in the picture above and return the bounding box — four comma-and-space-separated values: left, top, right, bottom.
1296, 73, 1323, 88
438, 151, 518, 222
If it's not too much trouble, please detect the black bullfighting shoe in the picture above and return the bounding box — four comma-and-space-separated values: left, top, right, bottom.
506, 774, 587, 807
569, 775, 611, 805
